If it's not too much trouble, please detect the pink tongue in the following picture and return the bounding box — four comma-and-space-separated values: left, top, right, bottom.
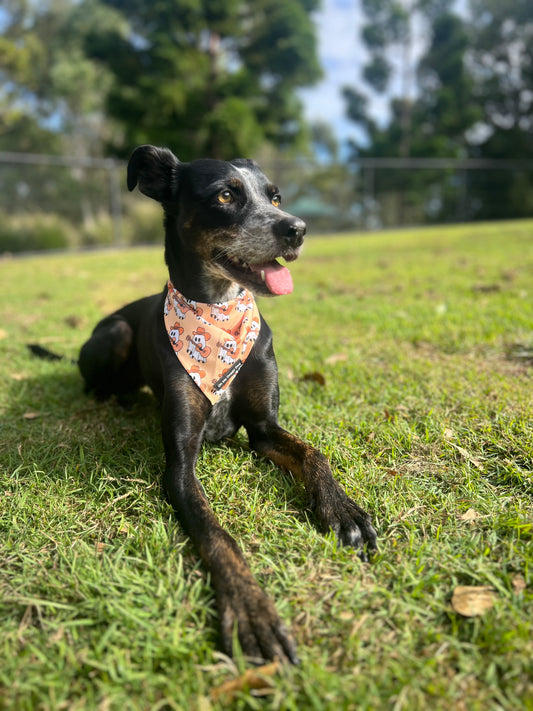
253, 261, 293, 295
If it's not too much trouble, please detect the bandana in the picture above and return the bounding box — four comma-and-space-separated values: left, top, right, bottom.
164, 280, 261, 404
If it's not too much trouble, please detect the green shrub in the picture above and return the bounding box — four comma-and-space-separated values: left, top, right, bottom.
0, 212, 74, 253
80, 212, 115, 246
125, 200, 163, 245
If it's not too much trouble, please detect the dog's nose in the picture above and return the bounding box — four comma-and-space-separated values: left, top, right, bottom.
277, 216, 306, 249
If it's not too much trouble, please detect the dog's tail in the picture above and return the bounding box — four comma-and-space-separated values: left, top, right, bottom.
27, 344, 77, 365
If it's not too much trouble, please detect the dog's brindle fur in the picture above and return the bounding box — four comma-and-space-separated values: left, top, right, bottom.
78, 145, 377, 664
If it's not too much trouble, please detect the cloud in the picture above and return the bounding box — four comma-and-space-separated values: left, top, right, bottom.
299, 0, 366, 145
301, 0, 468, 147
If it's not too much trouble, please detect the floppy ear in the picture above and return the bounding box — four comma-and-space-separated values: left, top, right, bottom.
127, 145, 179, 203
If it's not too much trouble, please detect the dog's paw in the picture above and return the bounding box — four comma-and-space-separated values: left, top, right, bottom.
213, 571, 299, 665
312, 486, 377, 560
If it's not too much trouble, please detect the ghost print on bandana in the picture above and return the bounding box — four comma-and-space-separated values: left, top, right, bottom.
164, 280, 260, 404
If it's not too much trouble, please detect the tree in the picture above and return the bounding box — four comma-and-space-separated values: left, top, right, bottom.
0, 0, 321, 161
80, 0, 322, 160
463, 0, 533, 219
0, 0, 122, 156
343, 3, 491, 224
344, 0, 533, 223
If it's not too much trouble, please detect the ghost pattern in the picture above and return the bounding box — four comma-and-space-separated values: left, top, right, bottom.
168, 322, 184, 352
217, 337, 238, 365
186, 326, 212, 363
164, 280, 260, 404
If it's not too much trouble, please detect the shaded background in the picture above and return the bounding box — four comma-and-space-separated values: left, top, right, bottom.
1, 0, 533, 249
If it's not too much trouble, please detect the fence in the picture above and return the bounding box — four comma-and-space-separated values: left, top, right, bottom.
1, 151, 533, 252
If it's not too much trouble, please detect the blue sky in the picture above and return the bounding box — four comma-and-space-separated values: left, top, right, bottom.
301, 0, 469, 150
299, 0, 370, 149
2, 0, 467, 152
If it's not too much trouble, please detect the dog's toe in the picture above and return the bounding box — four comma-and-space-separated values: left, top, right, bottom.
313, 486, 378, 556
216, 573, 298, 665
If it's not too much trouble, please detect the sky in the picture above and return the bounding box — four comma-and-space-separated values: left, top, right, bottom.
301, 0, 469, 151
299, 0, 371, 151
1, 0, 467, 154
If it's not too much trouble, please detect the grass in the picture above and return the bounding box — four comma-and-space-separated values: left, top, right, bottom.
1, 220, 532, 710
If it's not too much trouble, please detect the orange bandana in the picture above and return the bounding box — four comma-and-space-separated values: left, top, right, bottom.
164, 280, 261, 404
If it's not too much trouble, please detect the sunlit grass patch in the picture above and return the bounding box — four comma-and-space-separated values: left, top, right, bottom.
1, 220, 532, 709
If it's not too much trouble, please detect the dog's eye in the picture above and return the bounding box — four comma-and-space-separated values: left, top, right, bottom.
218, 190, 233, 204
271, 194, 281, 207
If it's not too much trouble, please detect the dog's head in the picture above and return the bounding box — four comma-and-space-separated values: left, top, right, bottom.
127, 145, 306, 298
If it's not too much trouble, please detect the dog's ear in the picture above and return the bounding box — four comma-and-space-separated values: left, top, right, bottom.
127, 145, 179, 202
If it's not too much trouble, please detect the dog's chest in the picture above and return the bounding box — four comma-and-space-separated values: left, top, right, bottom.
204, 390, 237, 442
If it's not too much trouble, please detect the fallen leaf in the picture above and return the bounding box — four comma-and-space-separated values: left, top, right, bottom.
0, 328, 7, 340
501, 269, 517, 282
338, 611, 355, 622
325, 352, 348, 365
459, 508, 482, 523
64, 314, 83, 329
449, 442, 484, 470
10, 373, 26, 381
210, 661, 280, 703
443, 428, 454, 440
472, 283, 501, 293
301, 371, 326, 386
512, 575, 526, 595
451, 586, 496, 617
22, 412, 41, 420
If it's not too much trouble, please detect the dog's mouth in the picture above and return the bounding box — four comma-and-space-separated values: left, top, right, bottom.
214, 252, 298, 296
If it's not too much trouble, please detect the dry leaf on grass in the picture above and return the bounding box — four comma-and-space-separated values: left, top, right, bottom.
210, 661, 280, 703
64, 314, 83, 329
301, 371, 326, 386
22, 412, 41, 420
451, 586, 496, 617
449, 442, 484, 470
512, 575, 526, 595
459, 508, 482, 523
325, 352, 348, 365
0, 328, 7, 340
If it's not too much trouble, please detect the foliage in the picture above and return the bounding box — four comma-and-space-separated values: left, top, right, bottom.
1, 222, 532, 708
0, 0, 321, 162
0, 211, 74, 252
0, 196, 160, 252
465, 0, 533, 219
83, 0, 321, 159
0, 0, 121, 157
345, 0, 533, 222
125, 199, 163, 245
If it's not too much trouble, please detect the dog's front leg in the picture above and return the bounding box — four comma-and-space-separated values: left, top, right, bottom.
161, 389, 298, 664
247, 423, 378, 557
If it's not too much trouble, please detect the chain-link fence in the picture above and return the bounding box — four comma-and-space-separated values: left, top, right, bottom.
2, 151, 533, 252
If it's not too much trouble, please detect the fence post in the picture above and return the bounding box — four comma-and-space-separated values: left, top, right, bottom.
363, 165, 375, 229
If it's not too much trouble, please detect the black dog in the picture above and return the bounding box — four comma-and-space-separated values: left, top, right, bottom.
77, 145, 377, 664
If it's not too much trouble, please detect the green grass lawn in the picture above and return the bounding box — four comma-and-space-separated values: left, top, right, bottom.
1, 220, 532, 710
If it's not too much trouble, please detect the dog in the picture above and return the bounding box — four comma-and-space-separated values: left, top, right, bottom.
73, 145, 377, 663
